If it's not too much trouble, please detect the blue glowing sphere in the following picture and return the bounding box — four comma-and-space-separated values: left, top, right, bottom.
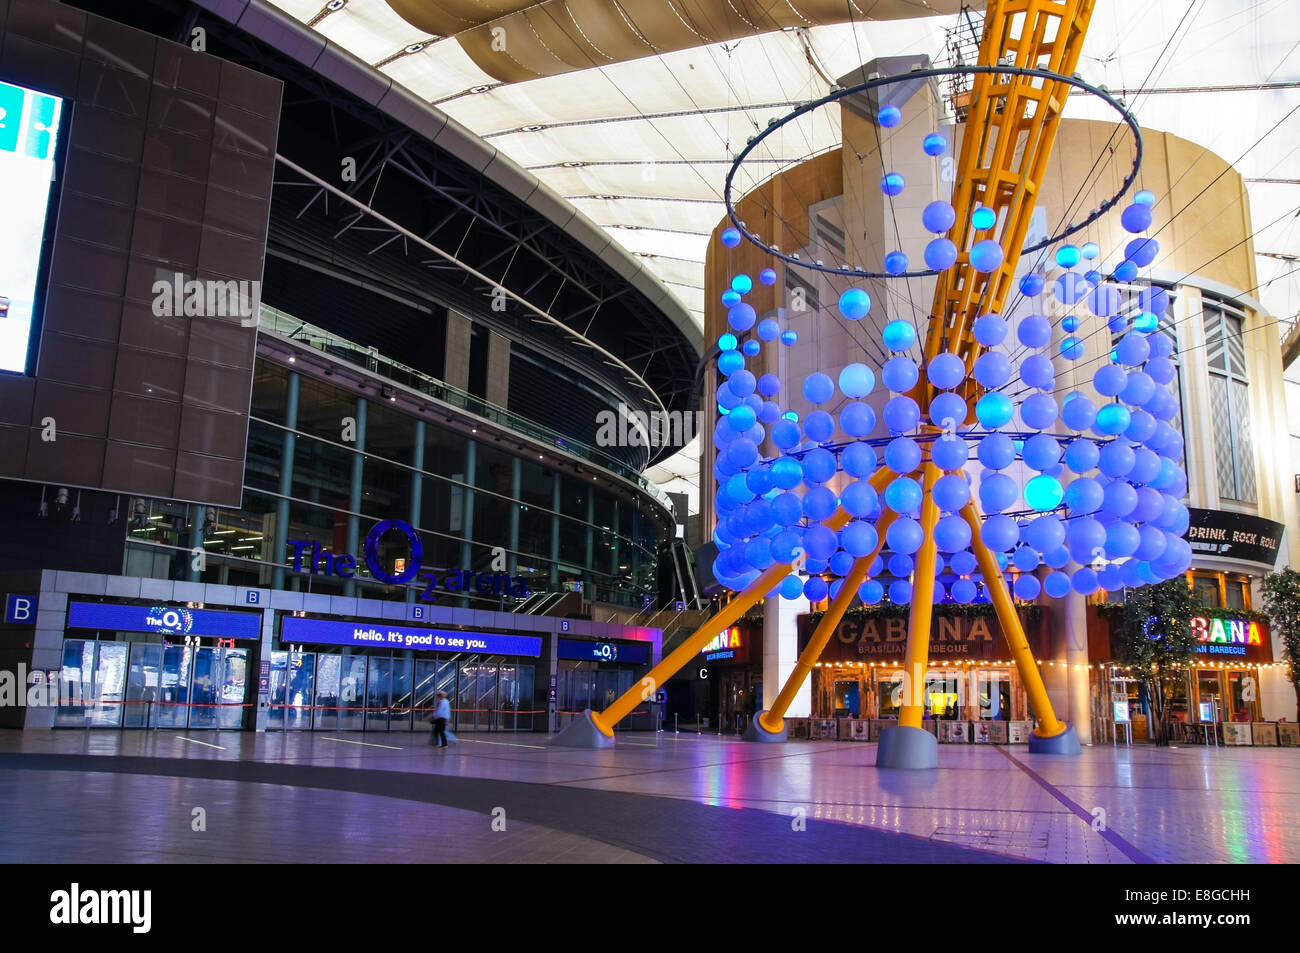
1055, 244, 1081, 268
1066, 517, 1105, 562
927, 352, 966, 390
1085, 269, 1102, 286
859, 579, 884, 604
951, 578, 977, 603
729, 369, 756, 396
803, 576, 829, 602
888, 553, 913, 578
1113, 260, 1138, 282
841, 480, 879, 519
838, 287, 872, 321
1060, 337, 1086, 360
933, 473, 971, 511
780, 575, 805, 600
971, 206, 997, 231
732, 274, 752, 294
1134, 189, 1155, 207
728, 303, 756, 331
888, 580, 913, 605
981, 514, 1020, 551
883, 395, 921, 433
1062, 316, 1080, 333
803, 524, 838, 561
742, 340, 760, 357
1025, 474, 1064, 511
1105, 521, 1141, 560
881, 355, 919, 393
886, 523, 923, 561
885, 437, 922, 475
1098, 439, 1135, 478
718, 333, 738, 350
1062, 394, 1098, 433
935, 515, 972, 553
842, 441, 876, 478
977, 433, 1017, 471
1043, 571, 1071, 598
972, 312, 1008, 347
1020, 273, 1045, 297
840, 402, 876, 438
770, 457, 803, 491
802, 485, 838, 522
1065, 476, 1103, 514
727, 404, 756, 433
930, 392, 967, 431
718, 350, 744, 376
922, 201, 956, 234
976, 392, 1014, 429
1122, 371, 1156, 407
1022, 433, 1061, 471
923, 132, 947, 156
1102, 480, 1138, 519
1093, 403, 1132, 436
801, 448, 837, 485
721, 290, 741, 308
973, 351, 1012, 389
757, 319, 781, 342
1013, 575, 1041, 601
838, 363, 875, 399
950, 551, 977, 576
1126, 237, 1159, 267
879, 104, 902, 127
1081, 241, 1101, 260
803, 410, 835, 443
720, 228, 741, 247
970, 239, 1004, 273
1055, 271, 1090, 304
1071, 567, 1100, 595
1114, 333, 1151, 367
1020, 393, 1059, 431
1017, 314, 1052, 348
882, 319, 916, 352
979, 472, 1019, 513
841, 521, 879, 558
759, 268, 778, 286
770, 419, 801, 451
1093, 364, 1128, 396
781, 329, 798, 346
1022, 354, 1055, 390
1121, 203, 1153, 233
932, 434, 969, 471
884, 251, 909, 275
802, 372, 834, 405
880, 172, 906, 196
925, 238, 958, 270
771, 492, 802, 526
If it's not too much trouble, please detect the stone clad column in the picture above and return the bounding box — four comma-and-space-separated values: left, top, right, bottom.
763, 593, 810, 716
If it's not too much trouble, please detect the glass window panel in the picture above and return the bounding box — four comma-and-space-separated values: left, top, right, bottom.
338, 655, 368, 730
423, 425, 467, 480
267, 650, 288, 730
153, 644, 193, 729
285, 652, 316, 730
250, 361, 289, 424
123, 642, 163, 728
365, 656, 393, 731
390, 658, 413, 731
291, 434, 355, 508
365, 401, 415, 465
314, 654, 341, 730
89, 642, 129, 728
293, 376, 358, 443
361, 454, 412, 519
57, 640, 94, 728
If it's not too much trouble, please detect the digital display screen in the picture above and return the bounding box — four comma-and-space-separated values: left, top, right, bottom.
67, 601, 262, 640
280, 616, 543, 657
0, 79, 64, 374
556, 639, 651, 665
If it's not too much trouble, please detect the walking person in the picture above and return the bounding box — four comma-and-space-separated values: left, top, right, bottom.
430, 690, 452, 748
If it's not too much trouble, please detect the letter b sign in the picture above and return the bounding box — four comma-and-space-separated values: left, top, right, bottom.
4, 594, 37, 624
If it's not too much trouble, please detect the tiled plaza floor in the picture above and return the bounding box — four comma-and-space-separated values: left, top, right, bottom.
1, 729, 1295, 863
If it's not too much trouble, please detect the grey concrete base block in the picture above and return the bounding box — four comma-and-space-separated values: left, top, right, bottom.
550, 709, 616, 748
742, 711, 787, 743
876, 724, 940, 769
1028, 724, 1083, 755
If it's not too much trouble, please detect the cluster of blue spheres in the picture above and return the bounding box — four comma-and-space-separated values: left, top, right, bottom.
709, 165, 1189, 605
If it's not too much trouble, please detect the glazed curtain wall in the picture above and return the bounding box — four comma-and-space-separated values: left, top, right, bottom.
122, 361, 660, 608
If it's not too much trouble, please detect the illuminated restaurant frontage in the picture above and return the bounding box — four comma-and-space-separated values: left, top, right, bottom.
797, 594, 1294, 746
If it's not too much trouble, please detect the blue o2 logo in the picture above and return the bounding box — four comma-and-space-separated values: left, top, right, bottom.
364, 519, 423, 585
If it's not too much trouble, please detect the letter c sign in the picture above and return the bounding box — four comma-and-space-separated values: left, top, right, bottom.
364, 519, 423, 585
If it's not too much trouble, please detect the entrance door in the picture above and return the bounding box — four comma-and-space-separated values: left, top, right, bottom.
188, 646, 248, 730
834, 681, 860, 717
365, 657, 393, 731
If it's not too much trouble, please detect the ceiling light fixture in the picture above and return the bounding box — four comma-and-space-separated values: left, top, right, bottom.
469, 84, 491, 94
520, 124, 545, 132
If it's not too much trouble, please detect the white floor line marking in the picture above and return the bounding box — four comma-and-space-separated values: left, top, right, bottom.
319, 737, 404, 750
177, 736, 225, 750
457, 739, 547, 750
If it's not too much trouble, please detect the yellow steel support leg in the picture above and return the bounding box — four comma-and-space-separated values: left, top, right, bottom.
958, 502, 1066, 738
590, 509, 852, 737
758, 508, 895, 735
898, 465, 942, 729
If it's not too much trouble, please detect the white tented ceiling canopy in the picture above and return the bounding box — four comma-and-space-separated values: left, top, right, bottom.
269, 0, 1300, 507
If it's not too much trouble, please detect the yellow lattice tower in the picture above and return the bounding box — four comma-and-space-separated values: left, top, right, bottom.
557, 0, 1097, 759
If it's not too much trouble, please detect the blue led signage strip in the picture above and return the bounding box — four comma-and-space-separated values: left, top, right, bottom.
280, 616, 542, 657
67, 602, 261, 640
